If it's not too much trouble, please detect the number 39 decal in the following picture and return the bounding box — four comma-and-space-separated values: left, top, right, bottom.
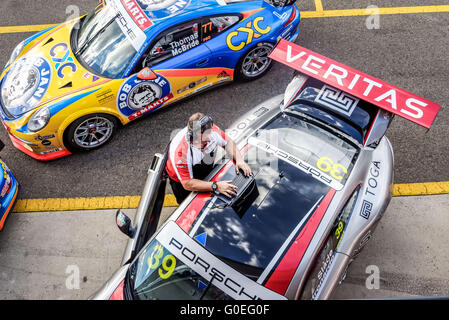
317, 157, 348, 181
148, 244, 177, 280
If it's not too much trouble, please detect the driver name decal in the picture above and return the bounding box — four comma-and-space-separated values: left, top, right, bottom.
269, 40, 441, 129
170, 32, 200, 57
117, 73, 173, 120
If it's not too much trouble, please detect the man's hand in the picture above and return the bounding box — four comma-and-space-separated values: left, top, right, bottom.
235, 160, 252, 177
217, 180, 238, 198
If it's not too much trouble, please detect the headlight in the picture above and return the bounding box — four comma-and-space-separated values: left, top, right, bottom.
27, 107, 50, 132
6, 41, 25, 67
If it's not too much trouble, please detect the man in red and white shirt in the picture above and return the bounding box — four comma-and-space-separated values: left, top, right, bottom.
165, 113, 251, 204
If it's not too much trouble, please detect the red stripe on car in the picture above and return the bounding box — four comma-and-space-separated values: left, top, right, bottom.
176, 144, 249, 233
109, 280, 125, 300
157, 68, 234, 78
264, 189, 336, 295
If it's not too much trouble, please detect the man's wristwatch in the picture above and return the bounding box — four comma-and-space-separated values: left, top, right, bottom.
211, 182, 218, 194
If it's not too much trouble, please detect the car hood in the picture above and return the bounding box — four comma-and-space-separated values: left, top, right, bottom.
0, 20, 108, 118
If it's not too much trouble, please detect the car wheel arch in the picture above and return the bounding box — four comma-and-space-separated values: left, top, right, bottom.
58, 109, 124, 151
234, 41, 276, 81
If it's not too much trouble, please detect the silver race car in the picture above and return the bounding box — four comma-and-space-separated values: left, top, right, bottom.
92, 40, 440, 300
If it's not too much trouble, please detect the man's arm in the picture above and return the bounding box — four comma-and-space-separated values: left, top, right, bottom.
181, 179, 213, 193
181, 179, 238, 198
225, 139, 252, 177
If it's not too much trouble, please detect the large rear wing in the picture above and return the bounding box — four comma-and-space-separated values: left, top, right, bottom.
269, 39, 441, 129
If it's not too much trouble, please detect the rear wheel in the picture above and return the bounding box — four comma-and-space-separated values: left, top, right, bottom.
64, 113, 118, 152
235, 43, 274, 82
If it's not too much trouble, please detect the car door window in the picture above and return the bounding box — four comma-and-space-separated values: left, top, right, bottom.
201, 15, 241, 43
144, 22, 200, 67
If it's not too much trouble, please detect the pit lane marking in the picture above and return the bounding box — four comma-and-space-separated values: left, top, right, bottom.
1, 5, 449, 34
0, 24, 55, 34
301, 5, 449, 18
10, 182, 449, 213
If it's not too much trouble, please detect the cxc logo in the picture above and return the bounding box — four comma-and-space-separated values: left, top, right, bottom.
50, 43, 77, 79
226, 17, 271, 51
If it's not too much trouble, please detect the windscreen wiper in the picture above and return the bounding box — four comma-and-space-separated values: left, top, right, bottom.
75, 15, 117, 56
199, 273, 217, 300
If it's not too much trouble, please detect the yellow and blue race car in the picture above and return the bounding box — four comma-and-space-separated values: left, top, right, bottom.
0, 139, 19, 231
0, 0, 300, 160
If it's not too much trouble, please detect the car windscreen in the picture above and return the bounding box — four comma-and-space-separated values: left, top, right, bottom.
126, 221, 285, 300
73, 2, 144, 79
255, 112, 360, 188
127, 237, 231, 300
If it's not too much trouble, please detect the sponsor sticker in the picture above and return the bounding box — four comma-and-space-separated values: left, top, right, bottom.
120, 0, 153, 30
136, 0, 191, 20
269, 40, 441, 129
157, 221, 287, 300
117, 73, 172, 120
248, 137, 344, 190
1, 56, 52, 114
226, 16, 271, 51
49, 43, 77, 79
314, 85, 359, 117
41, 148, 62, 155
35, 134, 56, 141
177, 77, 207, 94
110, 0, 148, 50
360, 160, 381, 220
96, 89, 115, 105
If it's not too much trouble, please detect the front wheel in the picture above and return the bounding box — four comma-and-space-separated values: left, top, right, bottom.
235, 43, 274, 82
64, 113, 118, 152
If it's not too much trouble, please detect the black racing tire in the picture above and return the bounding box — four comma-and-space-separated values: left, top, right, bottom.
268, 0, 296, 7
64, 113, 118, 152
235, 42, 274, 82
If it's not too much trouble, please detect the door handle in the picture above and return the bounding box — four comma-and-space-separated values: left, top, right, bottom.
197, 59, 209, 67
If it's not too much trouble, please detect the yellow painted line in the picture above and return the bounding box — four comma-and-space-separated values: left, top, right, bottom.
10, 182, 449, 213
1, 5, 449, 34
393, 182, 449, 197
314, 0, 324, 12
301, 5, 449, 18
0, 24, 55, 34
13, 194, 178, 213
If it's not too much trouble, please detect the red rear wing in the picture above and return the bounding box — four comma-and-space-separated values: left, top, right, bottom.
269, 39, 441, 129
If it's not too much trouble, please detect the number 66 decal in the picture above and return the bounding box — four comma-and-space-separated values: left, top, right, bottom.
317, 157, 348, 180
148, 244, 177, 280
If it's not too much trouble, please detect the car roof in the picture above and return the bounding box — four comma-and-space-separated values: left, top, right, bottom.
111, 0, 264, 36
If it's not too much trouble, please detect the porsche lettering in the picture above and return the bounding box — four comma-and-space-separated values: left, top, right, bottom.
168, 237, 262, 300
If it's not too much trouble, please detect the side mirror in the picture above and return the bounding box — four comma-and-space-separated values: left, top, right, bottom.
116, 210, 136, 238
137, 67, 157, 81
